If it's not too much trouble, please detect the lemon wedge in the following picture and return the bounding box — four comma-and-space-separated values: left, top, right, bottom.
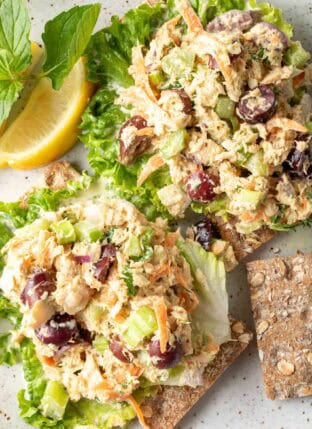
0, 57, 93, 169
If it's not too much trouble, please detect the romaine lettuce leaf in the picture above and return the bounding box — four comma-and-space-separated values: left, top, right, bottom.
0, 172, 92, 231
0, 294, 22, 365
80, 89, 172, 221
86, 2, 164, 87
177, 240, 231, 345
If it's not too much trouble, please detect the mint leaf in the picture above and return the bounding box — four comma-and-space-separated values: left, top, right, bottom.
0, 0, 31, 73
0, 80, 23, 124
42, 4, 100, 90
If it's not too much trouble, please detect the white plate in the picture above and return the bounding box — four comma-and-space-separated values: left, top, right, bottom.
0, 1, 311, 428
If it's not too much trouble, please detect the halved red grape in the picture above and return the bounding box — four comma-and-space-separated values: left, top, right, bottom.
283, 134, 312, 178
148, 340, 183, 369
21, 271, 56, 308
74, 255, 91, 264
35, 313, 79, 346
170, 89, 193, 115
109, 340, 131, 363
238, 85, 277, 124
193, 218, 216, 251
119, 115, 152, 165
93, 244, 117, 283
186, 171, 219, 203
207, 10, 260, 33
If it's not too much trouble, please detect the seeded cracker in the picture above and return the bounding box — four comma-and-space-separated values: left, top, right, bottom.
144, 320, 252, 429
247, 254, 312, 400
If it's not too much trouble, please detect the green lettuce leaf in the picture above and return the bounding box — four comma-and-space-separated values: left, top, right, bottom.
0, 172, 92, 230
0, 294, 23, 365
80, 89, 172, 220
168, 0, 245, 25
18, 340, 136, 428
177, 240, 231, 345
248, 0, 293, 38
86, 2, 164, 87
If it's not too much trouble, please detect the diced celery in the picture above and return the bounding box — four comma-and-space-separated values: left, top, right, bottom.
231, 189, 265, 211
230, 116, 240, 132
40, 380, 69, 421
285, 41, 311, 67
51, 220, 76, 244
87, 303, 107, 323
161, 47, 195, 79
74, 221, 103, 243
215, 95, 235, 119
244, 150, 268, 177
93, 335, 109, 352
160, 128, 188, 159
149, 70, 165, 86
123, 306, 158, 348
125, 236, 142, 258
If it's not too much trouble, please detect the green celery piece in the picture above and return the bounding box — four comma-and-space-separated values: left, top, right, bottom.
42, 4, 101, 90
149, 70, 165, 86
125, 236, 143, 257
232, 189, 265, 210
124, 306, 158, 348
244, 150, 268, 177
215, 95, 235, 120
285, 41, 311, 67
161, 47, 195, 80
93, 336, 109, 352
40, 380, 69, 421
306, 122, 312, 133
74, 221, 103, 243
52, 220, 76, 244
160, 129, 188, 159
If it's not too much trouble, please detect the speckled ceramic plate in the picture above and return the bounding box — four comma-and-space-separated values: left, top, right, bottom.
0, 1, 311, 428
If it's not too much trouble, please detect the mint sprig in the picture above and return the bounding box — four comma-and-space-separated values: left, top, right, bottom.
42, 4, 101, 90
0, 0, 100, 125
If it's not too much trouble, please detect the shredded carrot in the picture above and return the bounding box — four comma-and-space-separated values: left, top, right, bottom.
179, 289, 199, 312
127, 396, 150, 429
293, 71, 305, 88
137, 154, 165, 186
175, 267, 191, 290
240, 210, 267, 223
154, 298, 168, 353
149, 263, 170, 283
41, 355, 56, 367
129, 364, 143, 377
178, 0, 203, 33
164, 231, 179, 247
267, 117, 308, 133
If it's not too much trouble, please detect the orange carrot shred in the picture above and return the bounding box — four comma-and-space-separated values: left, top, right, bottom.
149, 263, 170, 283
127, 396, 150, 429
154, 298, 168, 353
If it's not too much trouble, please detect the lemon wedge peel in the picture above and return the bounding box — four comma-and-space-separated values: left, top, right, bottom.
0, 58, 93, 169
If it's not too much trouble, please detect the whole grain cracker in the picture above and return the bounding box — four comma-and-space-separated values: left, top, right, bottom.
247, 253, 312, 400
